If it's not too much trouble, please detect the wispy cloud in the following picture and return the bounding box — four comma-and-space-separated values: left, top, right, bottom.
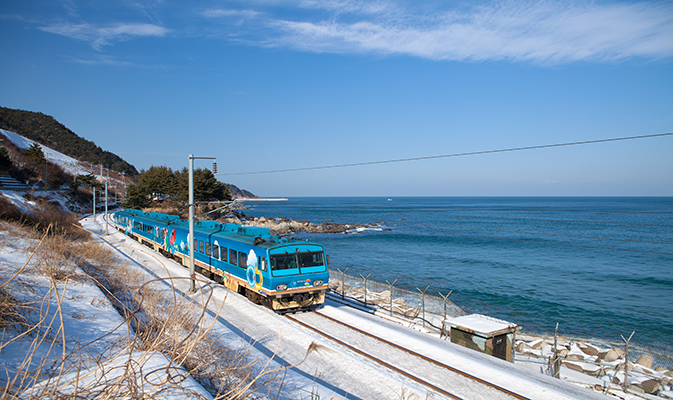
67, 54, 135, 66
206, 0, 673, 64
39, 22, 169, 50
202, 9, 261, 19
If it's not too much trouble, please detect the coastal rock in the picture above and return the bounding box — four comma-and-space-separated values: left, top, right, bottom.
530, 339, 546, 350
562, 361, 601, 376
641, 379, 661, 394
627, 384, 645, 393
665, 370, 673, 378
562, 361, 584, 373
636, 354, 653, 369
598, 349, 621, 362
222, 216, 242, 225
367, 297, 384, 306
378, 290, 391, 299
578, 342, 599, 356
244, 215, 375, 234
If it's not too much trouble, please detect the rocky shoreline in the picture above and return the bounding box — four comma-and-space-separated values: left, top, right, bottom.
515, 332, 673, 396
331, 279, 673, 397
221, 213, 388, 235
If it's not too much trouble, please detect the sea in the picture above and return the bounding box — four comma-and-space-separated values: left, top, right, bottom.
243, 197, 673, 351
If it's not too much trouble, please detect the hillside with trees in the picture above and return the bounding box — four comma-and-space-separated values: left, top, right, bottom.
1, 106, 256, 207
123, 166, 231, 209
0, 106, 137, 175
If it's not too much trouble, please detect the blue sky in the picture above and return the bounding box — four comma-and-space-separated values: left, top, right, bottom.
1, 0, 672, 197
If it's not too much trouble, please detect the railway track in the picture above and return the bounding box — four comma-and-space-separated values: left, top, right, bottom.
94, 213, 591, 400
286, 309, 531, 400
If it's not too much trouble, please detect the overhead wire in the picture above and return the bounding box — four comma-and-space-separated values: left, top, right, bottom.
218, 132, 673, 176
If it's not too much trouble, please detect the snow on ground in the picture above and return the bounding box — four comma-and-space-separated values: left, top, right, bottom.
3, 210, 653, 399
75, 214, 614, 399
1, 190, 38, 213
0, 222, 212, 399
1, 189, 83, 213
1, 129, 87, 177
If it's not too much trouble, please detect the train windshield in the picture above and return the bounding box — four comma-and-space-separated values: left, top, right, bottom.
271, 251, 325, 276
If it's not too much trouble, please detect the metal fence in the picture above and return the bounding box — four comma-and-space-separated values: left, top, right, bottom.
327, 269, 673, 374
329, 269, 466, 335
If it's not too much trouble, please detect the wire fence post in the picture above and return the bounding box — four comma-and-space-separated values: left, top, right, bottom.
621, 331, 635, 393
386, 279, 397, 317
553, 323, 560, 379
340, 268, 348, 300
417, 286, 429, 329
360, 273, 371, 305
439, 290, 453, 339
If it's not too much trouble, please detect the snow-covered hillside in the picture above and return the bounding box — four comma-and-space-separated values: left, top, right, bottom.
1, 128, 88, 178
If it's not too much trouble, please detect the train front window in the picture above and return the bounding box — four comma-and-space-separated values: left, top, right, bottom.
271, 253, 297, 271
270, 251, 325, 275
298, 252, 324, 268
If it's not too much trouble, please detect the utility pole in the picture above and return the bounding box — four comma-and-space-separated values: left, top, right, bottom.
188, 154, 217, 293
105, 181, 109, 235
93, 186, 96, 222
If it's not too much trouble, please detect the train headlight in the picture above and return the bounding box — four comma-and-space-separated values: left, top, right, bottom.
276, 284, 287, 291
313, 280, 323, 286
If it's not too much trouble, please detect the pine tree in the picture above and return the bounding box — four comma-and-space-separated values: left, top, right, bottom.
0, 147, 11, 169
23, 143, 45, 165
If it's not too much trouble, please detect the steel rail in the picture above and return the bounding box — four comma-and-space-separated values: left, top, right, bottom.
287, 311, 531, 400
92, 218, 459, 399
285, 314, 467, 400
94, 215, 527, 399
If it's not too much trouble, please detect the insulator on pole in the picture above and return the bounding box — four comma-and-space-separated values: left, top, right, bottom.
213, 161, 217, 174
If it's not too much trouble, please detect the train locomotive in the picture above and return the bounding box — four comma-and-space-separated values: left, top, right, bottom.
113, 209, 329, 312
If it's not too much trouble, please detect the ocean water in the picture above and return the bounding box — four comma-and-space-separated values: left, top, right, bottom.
244, 197, 673, 349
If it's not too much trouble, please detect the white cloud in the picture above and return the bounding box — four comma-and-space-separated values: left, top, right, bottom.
202, 9, 261, 19
67, 54, 134, 66
39, 22, 169, 50
220, 0, 673, 64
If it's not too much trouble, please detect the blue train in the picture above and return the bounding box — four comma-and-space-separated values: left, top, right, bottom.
113, 209, 329, 311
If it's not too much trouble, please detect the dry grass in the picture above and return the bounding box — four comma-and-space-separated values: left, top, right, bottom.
0, 221, 299, 399
0, 195, 88, 240
0, 287, 34, 331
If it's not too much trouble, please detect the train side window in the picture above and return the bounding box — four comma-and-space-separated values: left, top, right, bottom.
206, 242, 211, 256
229, 249, 237, 266
193, 238, 197, 252
220, 247, 228, 263
198, 240, 204, 254
212, 244, 219, 259
238, 252, 247, 269
260, 257, 267, 271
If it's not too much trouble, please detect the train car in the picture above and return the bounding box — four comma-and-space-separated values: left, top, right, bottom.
113, 209, 329, 312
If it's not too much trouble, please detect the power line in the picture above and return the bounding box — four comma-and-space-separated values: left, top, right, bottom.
219, 132, 673, 176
